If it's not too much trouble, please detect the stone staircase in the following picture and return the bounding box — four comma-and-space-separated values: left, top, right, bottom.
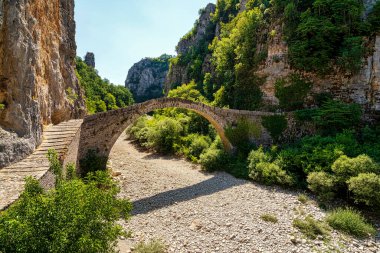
0, 119, 83, 211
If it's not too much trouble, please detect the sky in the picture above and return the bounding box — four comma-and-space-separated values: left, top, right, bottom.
75, 0, 215, 86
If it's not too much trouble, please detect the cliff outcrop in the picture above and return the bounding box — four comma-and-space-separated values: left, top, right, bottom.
164, 3, 216, 92
126, 54, 171, 103
0, 0, 85, 168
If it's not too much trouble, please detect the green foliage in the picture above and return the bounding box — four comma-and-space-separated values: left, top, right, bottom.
0, 103, 5, 110
284, 0, 367, 74
260, 214, 278, 223
297, 100, 362, 135
210, 7, 266, 110
293, 216, 331, 240
298, 194, 309, 204
274, 74, 312, 111
0, 164, 132, 253
79, 149, 108, 176
76, 57, 134, 114
248, 147, 294, 186
47, 149, 63, 183
326, 208, 376, 238
181, 134, 212, 162
133, 240, 167, 253
199, 138, 229, 171
65, 87, 78, 105
347, 173, 380, 207
225, 118, 261, 153
331, 155, 379, 183
368, 2, 380, 33
307, 172, 336, 201
262, 115, 287, 141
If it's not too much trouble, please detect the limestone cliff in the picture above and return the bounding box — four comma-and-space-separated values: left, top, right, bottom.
0, 0, 86, 168
126, 54, 171, 103
164, 3, 216, 92
84, 52, 95, 68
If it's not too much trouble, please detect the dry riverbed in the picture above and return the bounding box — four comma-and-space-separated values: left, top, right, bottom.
111, 132, 379, 253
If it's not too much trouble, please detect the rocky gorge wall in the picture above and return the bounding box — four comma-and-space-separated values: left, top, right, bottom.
125, 55, 171, 103
0, 0, 86, 168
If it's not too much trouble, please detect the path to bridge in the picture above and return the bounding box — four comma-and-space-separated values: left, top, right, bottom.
0, 120, 83, 210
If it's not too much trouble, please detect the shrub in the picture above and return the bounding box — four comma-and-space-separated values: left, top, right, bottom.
79, 149, 108, 176
262, 115, 288, 142
326, 208, 376, 238
293, 216, 330, 240
261, 214, 278, 223
181, 134, 211, 161
249, 161, 294, 186
248, 147, 294, 186
313, 100, 362, 135
225, 118, 261, 153
274, 74, 312, 111
199, 146, 229, 172
133, 240, 167, 253
307, 172, 336, 201
332, 155, 379, 183
298, 194, 309, 204
0, 173, 132, 253
347, 173, 380, 207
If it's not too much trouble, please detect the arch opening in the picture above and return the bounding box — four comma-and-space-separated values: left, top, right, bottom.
77, 98, 235, 171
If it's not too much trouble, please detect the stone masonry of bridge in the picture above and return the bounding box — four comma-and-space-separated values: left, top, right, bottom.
0, 120, 83, 211
0, 98, 279, 210
77, 98, 278, 169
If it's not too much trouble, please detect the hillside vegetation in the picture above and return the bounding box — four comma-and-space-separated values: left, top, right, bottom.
76, 57, 134, 114
130, 0, 380, 214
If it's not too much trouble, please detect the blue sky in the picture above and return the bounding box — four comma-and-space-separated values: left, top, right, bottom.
75, 0, 214, 85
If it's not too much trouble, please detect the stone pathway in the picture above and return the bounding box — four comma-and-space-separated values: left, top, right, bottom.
111, 133, 380, 253
0, 119, 82, 210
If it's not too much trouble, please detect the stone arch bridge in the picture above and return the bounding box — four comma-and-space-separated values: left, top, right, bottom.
75, 98, 278, 169
1, 98, 284, 209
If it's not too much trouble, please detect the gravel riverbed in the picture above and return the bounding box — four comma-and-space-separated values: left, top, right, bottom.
111, 133, 379, 253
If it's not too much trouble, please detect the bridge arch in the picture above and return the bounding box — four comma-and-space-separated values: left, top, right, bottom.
77, 98, 235, 168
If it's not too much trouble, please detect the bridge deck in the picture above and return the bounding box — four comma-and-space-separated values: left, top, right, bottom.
0, 119, 83, 211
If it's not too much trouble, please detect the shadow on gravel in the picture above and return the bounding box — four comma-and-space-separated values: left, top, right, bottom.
132, 173, 248, 215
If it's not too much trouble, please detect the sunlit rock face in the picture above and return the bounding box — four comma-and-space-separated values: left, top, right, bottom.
0, 0, 86, 168
126, 55, 171, 103
164, 3, 217, 92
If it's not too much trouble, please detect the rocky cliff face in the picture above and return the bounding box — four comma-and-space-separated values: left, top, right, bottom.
0, 0, 86, 168
126, 55, 171, 103
165, 3, 216, 92
84, 52, 95, 68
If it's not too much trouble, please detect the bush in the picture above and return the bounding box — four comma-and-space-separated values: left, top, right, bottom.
307, 172, 336, 201
347, 173, 380, 207
181, 134, 211, 162
261, 214, 278, 223
262, 115, 287, 142
249, 162, 294, 186
298, 194, 309, 204
133, 240, 167, 253
274, 74, 312, 111
225, 118, 261, 153
332, 154, 379, 183
0, 173, 132, 253
326, 208, 376, 238
248, 147, 294, 186
199, 145, 229, 172
79, 149, 108, 176
293, 216, 330, 240
313, 100, 362, 135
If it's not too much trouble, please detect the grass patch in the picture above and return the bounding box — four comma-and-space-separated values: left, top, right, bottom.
261, 214, 278, 223
293, 216, 330, 239
326, 208, 376, 238
298, 194, 309, 204
133, 240, 167, 253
